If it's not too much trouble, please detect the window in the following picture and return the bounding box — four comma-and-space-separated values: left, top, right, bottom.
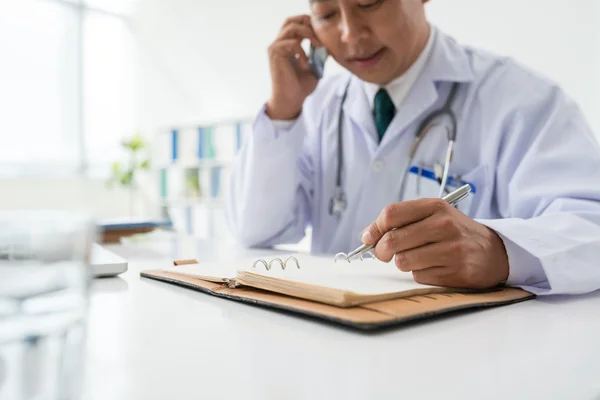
83, 0, 134, 15
0, 0, 134, 177
83, 11, 135, 177
0, 1, 79, 175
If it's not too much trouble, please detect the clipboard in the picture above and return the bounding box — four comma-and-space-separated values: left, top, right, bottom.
141, 261, 535, 331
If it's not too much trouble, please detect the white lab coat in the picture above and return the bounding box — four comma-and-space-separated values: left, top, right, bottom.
226, 26, 600, 296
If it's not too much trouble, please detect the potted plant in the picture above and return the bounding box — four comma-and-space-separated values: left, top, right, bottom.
106, 132, 151, 216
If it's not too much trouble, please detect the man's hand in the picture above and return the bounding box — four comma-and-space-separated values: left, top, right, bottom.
361, 199, 510, 289
266, 15, 322, 121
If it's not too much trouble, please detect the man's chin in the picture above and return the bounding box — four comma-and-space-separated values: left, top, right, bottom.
347, 67, 395, 86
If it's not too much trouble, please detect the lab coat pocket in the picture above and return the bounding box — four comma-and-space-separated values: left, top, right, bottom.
402, 164, 490, 217
452, 164, 490, 217
402, 166, 443, 201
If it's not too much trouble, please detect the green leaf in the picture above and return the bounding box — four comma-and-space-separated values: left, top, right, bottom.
120, 169, 134, 186
186, 175, 199, 189
111, 132, 152, 187
122, 132, 146, 152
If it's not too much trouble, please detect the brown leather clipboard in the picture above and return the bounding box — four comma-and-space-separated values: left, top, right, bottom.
140, 265, 536, 331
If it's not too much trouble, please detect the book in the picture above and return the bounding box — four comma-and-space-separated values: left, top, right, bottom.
152, 253, 475, 308
99, 218, 173, 230
98, 218, 173, 243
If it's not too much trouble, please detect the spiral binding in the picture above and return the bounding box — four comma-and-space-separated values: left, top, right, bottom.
333, 251, 375, 263
249, 252, 374, 271
252, 256, 301, 271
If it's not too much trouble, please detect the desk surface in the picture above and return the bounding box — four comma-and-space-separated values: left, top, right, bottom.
83, 234, 600, 400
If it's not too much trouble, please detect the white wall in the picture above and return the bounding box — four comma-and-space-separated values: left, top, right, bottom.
0, 178, 130, 218
426, 0, 600, 138
131, 0, 309, 133
0, 172, 164, 219
131, 0, 600, 138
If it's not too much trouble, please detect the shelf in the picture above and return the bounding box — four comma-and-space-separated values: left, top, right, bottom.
157, 159, 232, 169
160, 197, 224, 207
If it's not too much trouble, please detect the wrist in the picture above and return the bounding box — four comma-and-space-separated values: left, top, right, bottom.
487, 227, 510, 284
265, 99, 301, 121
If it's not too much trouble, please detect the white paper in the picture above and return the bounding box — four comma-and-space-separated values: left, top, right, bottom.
239, 254, 436, 295
170, 253, 436, 295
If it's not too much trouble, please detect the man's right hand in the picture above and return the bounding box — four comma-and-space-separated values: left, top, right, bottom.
266, 15, 323, 121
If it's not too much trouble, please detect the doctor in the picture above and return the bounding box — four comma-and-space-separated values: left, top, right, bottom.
226, 0, 600, 295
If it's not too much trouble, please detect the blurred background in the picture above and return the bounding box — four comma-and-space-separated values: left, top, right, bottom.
1, 0, 599, 239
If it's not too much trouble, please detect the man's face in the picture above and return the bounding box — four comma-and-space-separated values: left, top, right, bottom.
310, 0, 429, 85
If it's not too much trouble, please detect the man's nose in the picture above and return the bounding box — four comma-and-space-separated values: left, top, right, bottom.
339, 11, 369, 45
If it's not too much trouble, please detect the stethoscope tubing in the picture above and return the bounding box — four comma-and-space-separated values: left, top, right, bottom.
330, 80, 460, 217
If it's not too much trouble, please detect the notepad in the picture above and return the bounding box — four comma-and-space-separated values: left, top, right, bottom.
162, 254, 463, 307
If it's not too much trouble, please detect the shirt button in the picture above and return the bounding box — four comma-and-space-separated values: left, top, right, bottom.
372, 160, 384, 172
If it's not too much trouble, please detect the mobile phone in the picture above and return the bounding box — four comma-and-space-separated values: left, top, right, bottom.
308, 45, 328, 79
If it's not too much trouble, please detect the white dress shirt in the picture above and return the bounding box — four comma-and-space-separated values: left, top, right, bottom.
362, 26, 435, 112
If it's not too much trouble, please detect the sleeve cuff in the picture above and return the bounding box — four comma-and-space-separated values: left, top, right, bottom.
271, 119, 297, 131
255, 104, 302, 141
477, 219, 551, 293
248, 104, 307, 159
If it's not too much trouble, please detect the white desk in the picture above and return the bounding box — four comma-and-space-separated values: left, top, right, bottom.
83, 234, 600, 400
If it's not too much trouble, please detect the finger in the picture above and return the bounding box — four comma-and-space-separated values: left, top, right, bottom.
277, 23, 322, 47
269, 39, 310, 69
371, 214, 458, 261
412, 266, 456, 287
393, 241, 460, 272
294, 50, 310, 70
281, 15, 311, 28
362, 198, 451, 245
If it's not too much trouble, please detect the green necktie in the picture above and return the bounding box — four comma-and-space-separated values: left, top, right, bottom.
374, 88, 395, 143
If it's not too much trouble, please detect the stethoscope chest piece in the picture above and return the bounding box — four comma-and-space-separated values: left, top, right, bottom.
329, 187, 347, 217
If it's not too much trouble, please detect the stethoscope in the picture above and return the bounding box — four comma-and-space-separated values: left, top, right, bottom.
329, 81, 461, 217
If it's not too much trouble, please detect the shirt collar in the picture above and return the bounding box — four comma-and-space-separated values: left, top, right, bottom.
363, 24, 436, 111
336, 25, 476, 98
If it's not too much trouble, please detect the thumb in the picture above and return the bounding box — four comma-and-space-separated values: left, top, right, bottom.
361, 222, 384, 245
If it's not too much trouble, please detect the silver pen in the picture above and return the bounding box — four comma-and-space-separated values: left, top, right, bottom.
344, 184, 472, 261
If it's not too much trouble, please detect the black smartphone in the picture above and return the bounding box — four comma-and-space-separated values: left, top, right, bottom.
308, 45, 328, 79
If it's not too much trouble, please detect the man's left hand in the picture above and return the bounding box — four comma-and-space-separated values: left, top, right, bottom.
361, 199, 510, 288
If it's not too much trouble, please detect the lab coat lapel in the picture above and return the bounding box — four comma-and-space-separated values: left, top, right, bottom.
378, 26, 476, 150
378, 73, 438, 149
342, 76, 379, 149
